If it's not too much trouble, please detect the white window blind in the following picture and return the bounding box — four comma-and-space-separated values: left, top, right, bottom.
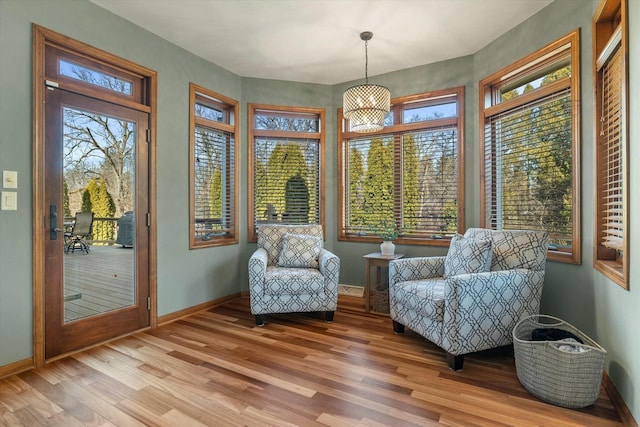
480, 31, 580, 263
248, 106, 324, 240
194, 126, 235, 240
253, 137, 320, 226
340, 89, 463, 244
346, 135, 395, 236
404, 128, 458, 237
190, 85, 238, 248
484, 88, 573, 247
344, 128, 458, 238
598, 46, 623, 251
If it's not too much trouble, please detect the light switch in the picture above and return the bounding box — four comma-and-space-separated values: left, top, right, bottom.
1, 192, 17, 210
3, 171, 17, 189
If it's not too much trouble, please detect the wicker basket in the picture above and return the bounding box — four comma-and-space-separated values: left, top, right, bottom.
372, 287, 389, 313
512, 314, 606, 408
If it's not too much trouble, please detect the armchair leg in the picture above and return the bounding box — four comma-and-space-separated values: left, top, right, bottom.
392, 320, 405, 334
324, 311, 335, 322
254, 315, 265, 326
447, 353, 464, 371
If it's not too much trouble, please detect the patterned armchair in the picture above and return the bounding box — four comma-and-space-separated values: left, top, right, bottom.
389, 228, 548, 370
248, 224, 340, 326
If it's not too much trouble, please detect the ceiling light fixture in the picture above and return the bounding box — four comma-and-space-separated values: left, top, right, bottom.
343, 31, 391, 133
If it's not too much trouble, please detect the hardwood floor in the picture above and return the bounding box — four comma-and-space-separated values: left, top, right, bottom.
0, 297, 625, 426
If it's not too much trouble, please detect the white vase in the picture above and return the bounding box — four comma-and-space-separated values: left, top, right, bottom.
380, 240, 395, 255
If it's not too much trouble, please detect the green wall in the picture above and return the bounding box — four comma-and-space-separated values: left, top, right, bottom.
0, 0, 637, 419
0, 0, 245, 361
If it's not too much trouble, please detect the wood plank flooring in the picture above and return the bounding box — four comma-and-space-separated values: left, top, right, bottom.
0, 297, 625, 426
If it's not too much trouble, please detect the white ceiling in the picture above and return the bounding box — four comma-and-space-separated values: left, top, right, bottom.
89, 0, 554, 85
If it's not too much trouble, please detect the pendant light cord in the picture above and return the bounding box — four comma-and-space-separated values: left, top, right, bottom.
364, 39, 369, 84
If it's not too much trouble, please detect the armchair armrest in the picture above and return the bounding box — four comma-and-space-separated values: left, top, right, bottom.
248, 248, 268, 290
389, 256, 446, 285
446, 269, 544, 310
318, 248, 340, 288
442, 269, 545, 354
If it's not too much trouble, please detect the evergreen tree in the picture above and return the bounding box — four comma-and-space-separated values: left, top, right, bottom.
306, 158, 318, 223
402, 134, 419, 233
63, 179, 71, 218
81, 179, 95, 213
495, 66, 572, 242
443, 200, 458, 233
362, 138, 394, 230
254, 160, 268, 220
263, 142, 309, 219
348, 147, 366, 229
209, 168, 222, 229
285, 175, 309, 223
81, 177, 115, 243
534, 68, 573, 239
432, 131, 458, 232
94, 178, 116, 242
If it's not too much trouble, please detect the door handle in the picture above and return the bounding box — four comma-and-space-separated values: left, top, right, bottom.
50, 204, 60, 240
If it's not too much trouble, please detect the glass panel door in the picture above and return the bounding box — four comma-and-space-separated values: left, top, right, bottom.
44, 89, 149, 359
62, 106, 136, 322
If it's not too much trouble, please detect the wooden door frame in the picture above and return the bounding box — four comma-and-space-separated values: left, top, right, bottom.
32, 25, 158, 367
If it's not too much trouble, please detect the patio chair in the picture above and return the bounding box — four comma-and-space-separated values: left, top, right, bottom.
64, 212, 94, 254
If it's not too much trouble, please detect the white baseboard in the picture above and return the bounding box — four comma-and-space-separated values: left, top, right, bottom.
338, 284, 364, 297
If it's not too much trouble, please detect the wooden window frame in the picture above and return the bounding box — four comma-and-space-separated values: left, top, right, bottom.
247, 104, 325, 242
189, 83, 239, 249
479, 30, 581, 264
593, 0, 629, 288
338, 87, 465, 247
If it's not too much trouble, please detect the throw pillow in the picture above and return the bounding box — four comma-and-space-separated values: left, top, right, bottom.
444, 234, 493, 278
257, 224, 323, 266
277, 233, 323, 268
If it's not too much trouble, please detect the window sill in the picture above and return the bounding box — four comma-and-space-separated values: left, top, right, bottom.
190, 237, 238, 249
338, 235, 452, 247
547, 249, 580, 265
594, 259, 627, 289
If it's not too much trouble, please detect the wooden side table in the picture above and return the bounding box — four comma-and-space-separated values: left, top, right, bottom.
363, 252, 405, 313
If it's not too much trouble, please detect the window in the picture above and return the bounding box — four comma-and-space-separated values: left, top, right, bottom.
339, 88, 465, 245
59, 59, 133, 95
479, 30, 580, 264
248, 104, 324, 241
594, 0, 628, 288
45, 46, 146, 104
189, 83, 238, 248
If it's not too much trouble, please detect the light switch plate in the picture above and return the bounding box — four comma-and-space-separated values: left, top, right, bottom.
2, 171, 17, 189
1, 192, 17, 210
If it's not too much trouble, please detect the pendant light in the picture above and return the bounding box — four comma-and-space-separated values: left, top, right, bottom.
343, 31, 391, 133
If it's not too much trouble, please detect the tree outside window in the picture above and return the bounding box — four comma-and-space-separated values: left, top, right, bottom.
189, 84, 238, 248
248, 105, 324, 242
339, 88, 464, 245
479, 30, 581, 264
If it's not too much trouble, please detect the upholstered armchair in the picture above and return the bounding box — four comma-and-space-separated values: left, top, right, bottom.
389, 228, 548, 370
248, 224, 340, 326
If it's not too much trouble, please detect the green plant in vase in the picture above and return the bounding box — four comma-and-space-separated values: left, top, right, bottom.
378, 221, 400, 255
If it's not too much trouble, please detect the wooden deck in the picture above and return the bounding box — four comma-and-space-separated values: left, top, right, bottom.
64, 245, 135, 323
